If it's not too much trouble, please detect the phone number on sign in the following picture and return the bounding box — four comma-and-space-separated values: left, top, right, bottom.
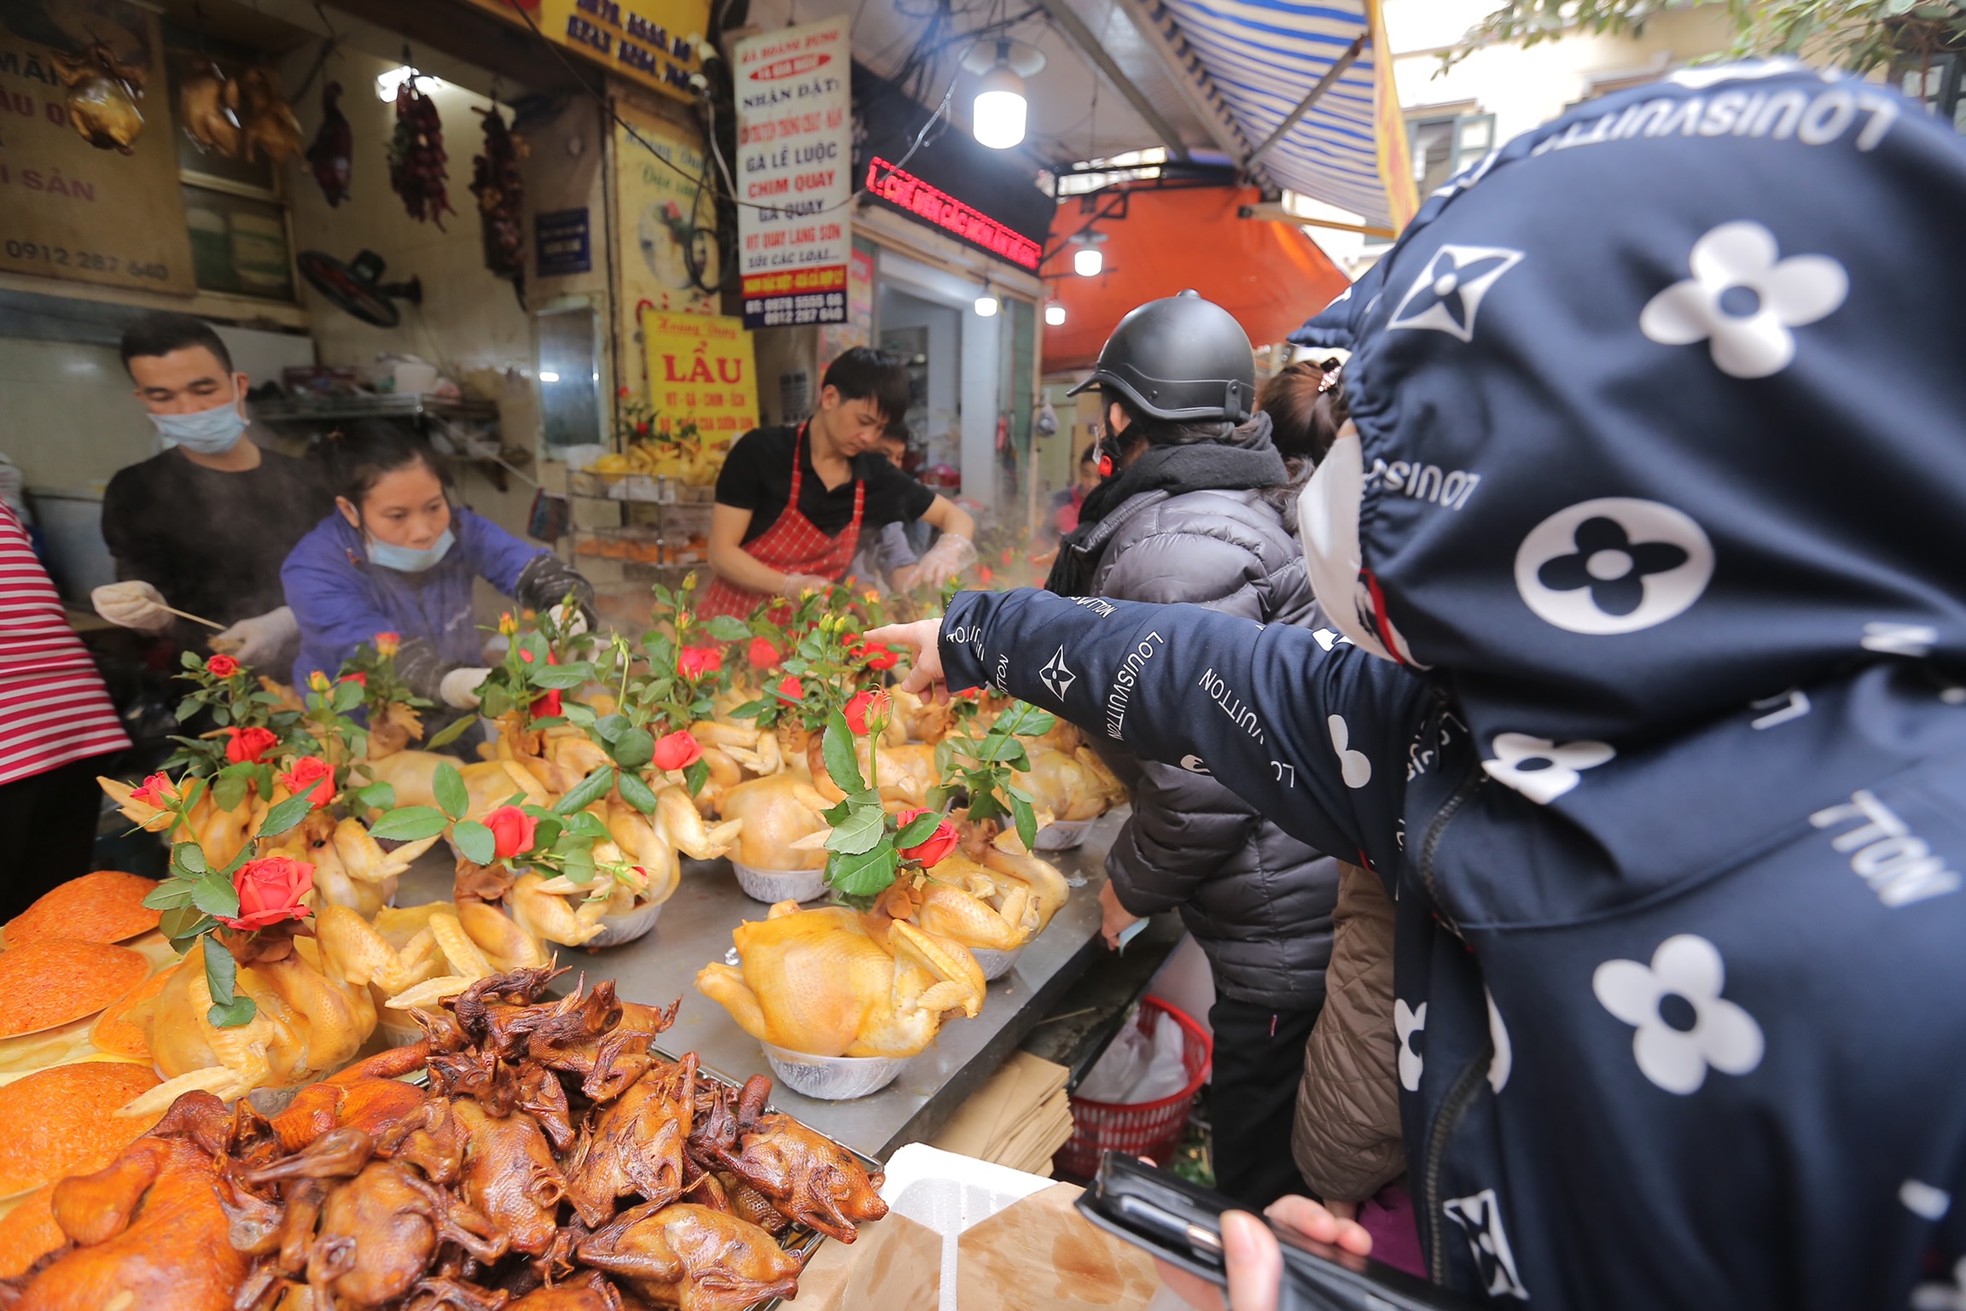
2, 240, 170, 280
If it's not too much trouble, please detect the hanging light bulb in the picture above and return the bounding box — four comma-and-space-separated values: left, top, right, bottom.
972, 41, 1028, 150
1073, 243, 1104, 278
974, 293, 1001, 317
1044, 302, 1066, 326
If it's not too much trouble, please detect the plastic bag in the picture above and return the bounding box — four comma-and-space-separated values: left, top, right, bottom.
1077, 1006, 1190, 1105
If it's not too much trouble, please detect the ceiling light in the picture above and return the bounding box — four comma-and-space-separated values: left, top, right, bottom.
538, 370, 561, 383
1073, 245, 1103, 278
1044, 302, 1066, 326
964, 39, 1044, 151
376, 65, 441, 102
974, 294, 1000, 317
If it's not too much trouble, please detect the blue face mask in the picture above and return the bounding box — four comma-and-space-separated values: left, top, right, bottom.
367, 527, 455, 573
150, 399, 247, 456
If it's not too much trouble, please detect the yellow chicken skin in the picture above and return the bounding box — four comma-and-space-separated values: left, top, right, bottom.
694, 903, 985, 1058
716, 776, 830, 873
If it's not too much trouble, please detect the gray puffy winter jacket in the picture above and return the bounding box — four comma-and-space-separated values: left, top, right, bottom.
1077, 444, 1340, 1011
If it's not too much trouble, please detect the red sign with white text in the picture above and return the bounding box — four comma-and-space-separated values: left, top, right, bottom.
863, 157, 1043, 271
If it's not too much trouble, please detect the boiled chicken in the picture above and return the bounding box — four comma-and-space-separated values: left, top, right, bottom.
236, 66, 302, 166
715, 774, 829, 872
694, 901, 986, 1058
808, 740, 939, 809
176, 59, 241, 156
367, 751, 548, 821
1015, 745, 1128, 823
55, 43, 145, 153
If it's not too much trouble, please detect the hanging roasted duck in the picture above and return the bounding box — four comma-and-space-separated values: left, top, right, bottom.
54, 42, 146, 153
306, 81, 353, 206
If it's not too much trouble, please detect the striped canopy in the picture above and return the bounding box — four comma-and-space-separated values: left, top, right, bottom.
1134, 0, 1414, 229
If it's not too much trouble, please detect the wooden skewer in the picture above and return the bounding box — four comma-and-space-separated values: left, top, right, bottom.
160, 603, 226, 631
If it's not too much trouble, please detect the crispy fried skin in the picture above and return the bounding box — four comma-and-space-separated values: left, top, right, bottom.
574, 1203, 802, 1311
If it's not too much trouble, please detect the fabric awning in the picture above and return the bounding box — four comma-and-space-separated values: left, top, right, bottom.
1039, 184, 1350, 373
1134, 0, 1415, 229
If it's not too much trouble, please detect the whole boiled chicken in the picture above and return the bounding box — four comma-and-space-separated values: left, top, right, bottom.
176, 59, 241, 156
715, 774, 829, 872
694, 902, 986, 1058
54, 43, 145, 153
1015, 745, 1128, 823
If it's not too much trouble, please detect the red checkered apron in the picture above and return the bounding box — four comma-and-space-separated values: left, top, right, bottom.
699, 423, 865, 620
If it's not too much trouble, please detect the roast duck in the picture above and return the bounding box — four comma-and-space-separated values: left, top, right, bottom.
0, 968, 885, 1310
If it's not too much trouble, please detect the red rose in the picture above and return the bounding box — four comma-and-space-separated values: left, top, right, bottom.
485, 805, 539, 860
862, 643, 899, 672
219, 856, 314, 931
843, 689, 891, 736
205, 654, 239, 678
617, 386, 631, 398
342, 672, 367, 688
894, 807, 959, 869
279, 756, 335, 811
375, 632, 400, 657
746, 638, 780, 670
978, 565, 994, 585
534, 688, 563, 718
223, 726, 279, 764
678, 646, 723, 679
774, 675, 803, 703
129, 772, 171, 807
652, 729, 703, 772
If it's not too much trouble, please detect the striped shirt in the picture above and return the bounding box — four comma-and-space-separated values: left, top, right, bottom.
0, 503, 130, 785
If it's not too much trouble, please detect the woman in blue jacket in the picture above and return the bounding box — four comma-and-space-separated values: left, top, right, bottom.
282, 423, 592, 706
875, 64, 1966, 1311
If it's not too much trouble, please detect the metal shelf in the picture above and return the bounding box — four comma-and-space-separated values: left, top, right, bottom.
251, 393, 500, 423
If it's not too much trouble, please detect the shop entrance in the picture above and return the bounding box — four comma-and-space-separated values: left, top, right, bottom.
876, 286, 961, 476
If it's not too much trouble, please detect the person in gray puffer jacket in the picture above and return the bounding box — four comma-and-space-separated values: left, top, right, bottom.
1046, 292, 1339, 1209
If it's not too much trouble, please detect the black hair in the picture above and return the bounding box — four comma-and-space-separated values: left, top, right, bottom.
822, 347, 912, 424
120, 312, 233, 375
1258, 361, 1346, 470
325, 421, 449, 507
879, 421, 912, 445
1078, 442, 1100, 466
1108, 394, 1235, 448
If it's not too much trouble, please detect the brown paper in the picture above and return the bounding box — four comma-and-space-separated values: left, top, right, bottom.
797, 1208, 942, 1311
957, 1182, 1163, 1311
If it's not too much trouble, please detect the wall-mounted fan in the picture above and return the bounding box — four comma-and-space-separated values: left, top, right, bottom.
297, 249, 422, 327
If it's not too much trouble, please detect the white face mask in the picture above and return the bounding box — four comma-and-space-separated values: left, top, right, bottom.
1297, 422, 1425, 667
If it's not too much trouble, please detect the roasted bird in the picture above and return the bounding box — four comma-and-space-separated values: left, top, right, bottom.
575, 1202, 802, 1311
236, 66, 302, 166
449, 1099, 565, 1256
694, 1075, 888, 1242
566, 1055, 695, 1225
176, 59, 240, 156
695, 901, 987, 1057
54, 43, 145, 153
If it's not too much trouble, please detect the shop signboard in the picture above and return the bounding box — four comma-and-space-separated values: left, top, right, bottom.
613, 99, 719, 396
863, 156, 1042, 271
642, 310, 758, 440
818, 245, 875, 362
457, 0, 707, 103
0, 0, 195, 294
535, 207, 592, 276
732, 16, 850, 330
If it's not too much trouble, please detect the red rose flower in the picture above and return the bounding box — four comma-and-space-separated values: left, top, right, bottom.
205, 654, 239, 678
218, 856, 314, 931
485, 805, 539, 860
774, 675, 803, 703
617, 386, 631, 398
342, 672, 367, 688
374, 632, 401, 657
534, 688, 563, 718
652, 729, 703, 772
895, 807, 959, 869
843, 689, 891, 736
746, 638, 780, 670
978, 565, 994, 586
862, 643, 899, 672
279, 756, 335, 811
678, 646, 723, 679
129, 772, 171, 807
223, 726, 279, 765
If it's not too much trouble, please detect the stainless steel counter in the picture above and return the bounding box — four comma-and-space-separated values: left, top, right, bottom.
396, 808, 1130, 1162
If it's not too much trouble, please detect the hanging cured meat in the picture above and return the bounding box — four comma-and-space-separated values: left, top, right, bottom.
388, 77, 453, 229
177, 59, 241, 156
469, 103, 527, 307
236, 65, 303, 165
307, 81, 353, 206
54, 42, 146, 153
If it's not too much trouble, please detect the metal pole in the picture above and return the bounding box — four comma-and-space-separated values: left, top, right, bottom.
1244, 34, 1365, 168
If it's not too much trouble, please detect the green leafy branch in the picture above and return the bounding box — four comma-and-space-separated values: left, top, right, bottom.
933, 700, 1057, 854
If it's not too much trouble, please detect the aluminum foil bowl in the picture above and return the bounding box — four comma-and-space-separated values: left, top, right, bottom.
968, 943, 1026, 982
1033, 819, 1093, 852
585, 897, 665, 949
760, 1044, 908, 1100
730, 860, 827, 905
378, 1014, 426, 1048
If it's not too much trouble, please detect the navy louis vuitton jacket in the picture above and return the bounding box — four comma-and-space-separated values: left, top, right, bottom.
939, 62, 1966, 1309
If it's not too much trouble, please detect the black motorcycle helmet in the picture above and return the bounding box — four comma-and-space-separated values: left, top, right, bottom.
1067, 290, 1255, 423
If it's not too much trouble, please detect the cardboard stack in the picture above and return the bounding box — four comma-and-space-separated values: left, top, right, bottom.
927, 1050, 1075, 1175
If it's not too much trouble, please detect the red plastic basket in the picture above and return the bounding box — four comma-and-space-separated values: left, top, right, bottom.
1053, 997, 1213, 1179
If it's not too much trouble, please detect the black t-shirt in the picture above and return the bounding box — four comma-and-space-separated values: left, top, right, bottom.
715, 425, 935, 545
101, 445, 332, 638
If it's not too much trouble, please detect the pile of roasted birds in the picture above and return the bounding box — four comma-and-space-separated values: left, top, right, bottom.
0, 967, 888, 1311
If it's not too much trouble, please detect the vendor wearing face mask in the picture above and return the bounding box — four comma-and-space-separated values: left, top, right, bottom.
701, 347, 977, 616
93, 313, 330, 666
281, 422, 594, 712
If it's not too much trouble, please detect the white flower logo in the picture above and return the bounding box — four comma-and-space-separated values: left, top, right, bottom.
1039, 646, 1075, 701
1593, 935, 1765, 1095
1328, 715, 1372, 789
1914, 1259, 1966, 1311
1395, 998, 1426, 1092
1639, 221, 1848, 379
1482, 733, 1615, 805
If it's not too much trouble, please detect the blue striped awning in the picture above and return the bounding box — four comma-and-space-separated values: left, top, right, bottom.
1137, 0, 1405, 228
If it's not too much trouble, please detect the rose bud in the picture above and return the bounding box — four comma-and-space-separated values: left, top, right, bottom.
652, 730, 703, 772
205, 654, 240, 678
279, 756, 335, 811
844, 689, 892, 736
485, 805, 540, 860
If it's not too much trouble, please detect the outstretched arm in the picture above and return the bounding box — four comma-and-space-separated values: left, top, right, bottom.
873, 588, 1423, 869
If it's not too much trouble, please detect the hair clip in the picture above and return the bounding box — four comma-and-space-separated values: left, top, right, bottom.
1317, 363, 1343, 394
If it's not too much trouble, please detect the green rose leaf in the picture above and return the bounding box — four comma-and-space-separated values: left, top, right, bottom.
190, 871, 241, 919
683, 758, 709, 797
593, 713, 629, 743
821, 711, 865, 794
171, 841, 209, 876
824, 805, 886, 856
561, 701, 598, 728
453, 819, 496, 867
560, 845, 597, 885
433, 762, 469, 822
257, 788, 316, 841
616, 770, 659, 816
207, 994, 258, 1028
158, 904, 213, 944
425, 714, 476, 750
176, 695, 202, 723
331, 680, 364, 713
1011, 794, 1039, 855
142, 879, 198, 911
894, 810, 943, 846
367, 806, 451, 842
611, 726, 655, 770
355, 780, 397, 811
530, 663, 594, 689
825, 844, 899, 899
554, 766, 616, 816
704, 615, 750, 641
180, 650, 202, 671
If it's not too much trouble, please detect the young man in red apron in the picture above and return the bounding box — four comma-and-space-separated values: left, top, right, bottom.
702, 348, 976, 618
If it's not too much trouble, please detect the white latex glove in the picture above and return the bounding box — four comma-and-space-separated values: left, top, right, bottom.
777, 572, 832, 599
911, 535, 977, 590
440, 666, 493, 709
92, 580, 173, 633
555, 601, 589, 636
209, 605, 298, 666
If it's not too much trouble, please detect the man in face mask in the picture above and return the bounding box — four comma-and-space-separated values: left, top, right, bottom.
93, 313, 330, 667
